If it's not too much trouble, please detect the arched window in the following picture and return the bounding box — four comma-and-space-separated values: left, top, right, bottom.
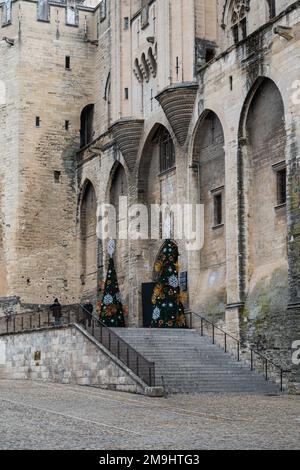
80, 104, 94, 148
159, 130, 175, 173
230, 0, 249, 43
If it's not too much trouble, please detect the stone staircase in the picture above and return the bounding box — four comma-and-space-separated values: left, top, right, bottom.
114, 328, 281, 395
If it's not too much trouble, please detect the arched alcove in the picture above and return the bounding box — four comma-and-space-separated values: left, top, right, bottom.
80, 104, 94, 148
109, 163, 129, 308
238, 77, 288, 342
137, 124, 177, 281
80, 180, 97, 300
192, 110, 226, 316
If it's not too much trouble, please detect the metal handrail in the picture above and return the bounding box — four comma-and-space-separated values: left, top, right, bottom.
79, 304, 155, 387
0, 305, 156, 388
186, 310, 290, 392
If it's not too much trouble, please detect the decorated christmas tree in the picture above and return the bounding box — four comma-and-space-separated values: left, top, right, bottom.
151, 240, 187, 329
98, 240, 125, 328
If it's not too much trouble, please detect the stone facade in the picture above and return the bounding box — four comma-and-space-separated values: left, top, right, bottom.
0, 0, 300, 384
0, 324, 148, 394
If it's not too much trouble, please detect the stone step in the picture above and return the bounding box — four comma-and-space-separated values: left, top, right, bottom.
114, 328, 282, 395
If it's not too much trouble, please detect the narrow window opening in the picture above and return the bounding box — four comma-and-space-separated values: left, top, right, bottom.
124, 17, 129, 30
65, 56, 71, 70
36, 116, 40, 127
229, 76, 233, 91
54, 171, 61, 183
65, 120, 70, 131
160, 130, 175, 173
214, 193, 223, 226
80, 104, 94, 148
277, 168, 287, 205
240, 18, 247, 40
205, 48, 215, 63
124, 88, 129, 100
232, 24, 239, 44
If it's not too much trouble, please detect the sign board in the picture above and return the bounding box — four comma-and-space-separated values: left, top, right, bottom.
179, 271, 188, 292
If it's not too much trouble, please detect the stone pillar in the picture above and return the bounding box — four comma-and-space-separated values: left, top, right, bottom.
224, 140, 243, 339
286, 116, 300, 393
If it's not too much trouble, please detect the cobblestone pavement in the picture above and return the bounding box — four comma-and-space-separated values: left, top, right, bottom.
0, 380, 299, 450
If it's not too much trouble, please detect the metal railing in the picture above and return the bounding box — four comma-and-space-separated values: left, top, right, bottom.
79, 305, 155, 387
0, 305, 155, 388
186, 310, 290, 392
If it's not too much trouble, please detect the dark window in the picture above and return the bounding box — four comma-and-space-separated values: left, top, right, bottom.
36, 116, 40, 127
160, 130, 175, 173
229, 76, 233, 91
240, 18, 247, 40
232, 24, 239, 44
54, 171, 61, 183
124, 17, 129, 30
65, 120, 70, 131
80, 104, 94, 148
277, 168, 287, 205
205, 48, 215, 63
124, 88, 129, 100
214, 193, 223, 226
65, 56, 71, 70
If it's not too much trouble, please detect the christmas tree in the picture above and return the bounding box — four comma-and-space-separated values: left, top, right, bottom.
99, 241, 125, 328
151, 240, 187, 329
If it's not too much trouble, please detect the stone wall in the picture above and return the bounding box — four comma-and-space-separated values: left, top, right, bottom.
0, 324, 146, 394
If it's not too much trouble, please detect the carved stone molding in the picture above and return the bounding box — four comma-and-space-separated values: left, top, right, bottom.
109, 118, 144, 172
155, 82, 198, 146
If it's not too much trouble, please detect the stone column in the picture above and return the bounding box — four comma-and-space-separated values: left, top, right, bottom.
224, 140, 243, 339
286, 115, 300, 393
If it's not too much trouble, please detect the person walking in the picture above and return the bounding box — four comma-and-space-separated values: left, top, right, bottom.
50, 298, 62, 327
83, 300, 93, 328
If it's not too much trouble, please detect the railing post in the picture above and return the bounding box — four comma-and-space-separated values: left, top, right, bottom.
212, 325, 215, 345
21, 316, 24, 331
237, 342, 240, 362
13, 317, 15, 333
281, 370, 283, 392
251, 350, 254, 371
108, 333, 111, 351
201, 318, 204, 336
224, 333, 227, 353
265, 359, 268, 381
117, 341, 120, 359
30, 316, 32, 330
92, 319, 94, 336
127, 348, 129, 367
39, 314, 41, 329
190, 312, 193, 329
136, 356, 139, 377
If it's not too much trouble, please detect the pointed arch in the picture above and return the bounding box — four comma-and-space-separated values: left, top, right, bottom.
80, 180, 98, 299
237, 76, 287, 303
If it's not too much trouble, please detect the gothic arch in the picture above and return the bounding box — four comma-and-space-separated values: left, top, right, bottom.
137, 123, 176, 204
237, 76, 287, 302
190, 109, 227, 316
80, 180, 98, 300
108, 162, 129, 311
